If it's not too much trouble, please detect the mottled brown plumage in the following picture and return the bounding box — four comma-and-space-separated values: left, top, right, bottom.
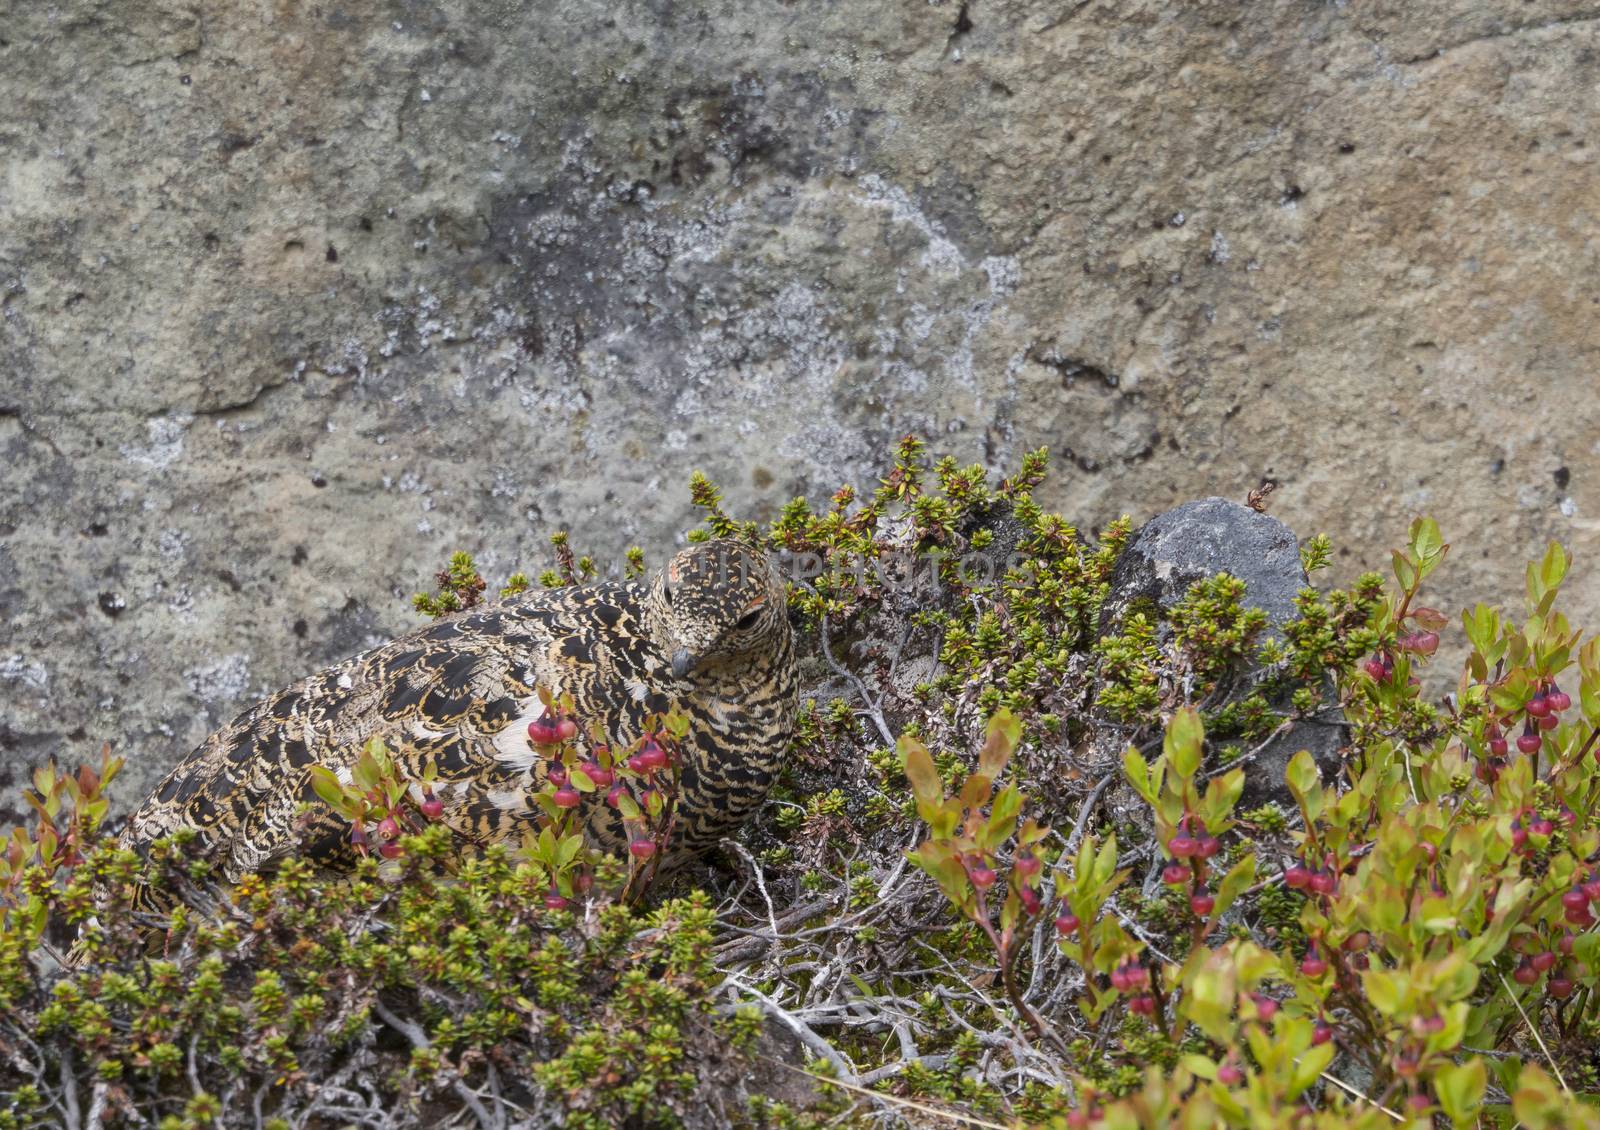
121, 540, 796, 889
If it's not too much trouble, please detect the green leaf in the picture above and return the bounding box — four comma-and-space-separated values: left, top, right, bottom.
1211, 855, 1256, 921
1164, 707, 1204, 781
617, 793, 641, 821
569, 767, 596, 793
308, 767, 348, 813
1392, 550, 1418, 593
1123, 747, 1157, 805
979, 707, 1020, 778
1199, 768, 1245, 830
1284, 749, 1323, 818
1288, 1040, 1335, 1098
901, 735, 945, 822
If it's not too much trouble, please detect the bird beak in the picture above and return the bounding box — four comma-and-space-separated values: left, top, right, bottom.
671, 649, 694, 679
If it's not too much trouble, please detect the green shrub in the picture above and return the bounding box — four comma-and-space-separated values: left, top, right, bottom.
6, 446, 1600, 1128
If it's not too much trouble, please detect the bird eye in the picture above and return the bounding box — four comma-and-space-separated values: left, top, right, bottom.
735, 607, 763, 631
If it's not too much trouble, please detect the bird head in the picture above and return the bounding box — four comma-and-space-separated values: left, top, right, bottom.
647, 540, 789, 680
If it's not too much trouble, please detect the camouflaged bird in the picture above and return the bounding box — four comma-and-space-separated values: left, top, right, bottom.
121, 540, 796, 891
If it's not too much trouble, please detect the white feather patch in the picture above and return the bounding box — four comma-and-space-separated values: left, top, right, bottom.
626, 678, 648, 702
491, 696, 546, 770
410, 719, 446, 741
486, 788, 528, 812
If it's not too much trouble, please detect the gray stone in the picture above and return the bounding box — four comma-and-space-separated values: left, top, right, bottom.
1102, 497, 1345, 805
3, 1, 1597, 812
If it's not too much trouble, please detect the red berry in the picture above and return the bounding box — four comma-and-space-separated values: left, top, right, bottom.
1532, 950, 1558, 973
1538, 713, 1559, 731
1527, 695, 1552, 718
1194, 836, 1221, 860
1019, 887, 1042, 915
420, 798, 445, 820
556, 717, 579, 741
1511, 822, 1528, 851
1563, 888, 1590, 912
1217, 1063, 1244, 1086
547, 763, 568, 787
1014, 853, 1042, 877
1517, 729, 1542, 754
553, 787, 581, 809
1363, 657, 1388, 681
544, 892, 569, 911
378, 841, 403, 859
1284, 865, 1311, 890
1190, 892, 1215, 917
605, 784, 627, 808
1488, 736, 1509, 757
527, 714, 562, 745
636, 741, 669, 771
580, 761, 613, 788
969, 866, 998, 890
377, 817, 401, 841
1249, 992, 1278, 1020
1308, 871, 1336, 896
1311, 1021, 1333, 1046
1550, 691, 1572, 712
1128, 994, 1154, 1016
1066, 1113, 1089, 1130
1513, 958, 1539, 985
1582, 877, 1600, 903
1056, 913, 1081, 935
1168, 835, 1198, 859
628, 839, 656, 859
1300, 955, 1328, 978
1565, 904, 1595, 928
1531, 818, 1555, 837
1163, 863, 1192, 886
1561, 931, 1576, 955
1549, 976, 1577, 999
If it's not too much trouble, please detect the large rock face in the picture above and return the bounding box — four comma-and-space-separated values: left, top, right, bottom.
2, 1, 1597, 810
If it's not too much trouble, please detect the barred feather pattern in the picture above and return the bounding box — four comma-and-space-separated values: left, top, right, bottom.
120, 541, 797, 892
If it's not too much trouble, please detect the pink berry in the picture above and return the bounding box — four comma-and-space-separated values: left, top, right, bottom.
1014, 853, 1042, 877
1168, 835, 1198, 859
636, 741, 669, 771
1527, 695, 1552, 718
1563, 888, 1590, 912
1531, 818, 1555, 837
1217, 1063, 1243, 1086
1517, 728, 1542, 754
544, 892, 569, 911
1162, 863, 1191, 886
1581, 877, 1600, 903
605, 784, 627, 808
1311, 1021, 1333, 1046
1549, 690, 1572, 712
1513, 958, 1539, 985
580, 761, 614, 788
1190, 892, 1215, 917
1363, 658, 1388, 681
553, 787, 581, 809
1300, 955, 1328, 978
1549, 976, 1576, 999
1019, 887, 1042, 915
377, 817, 400, 841
1055, 913, 1081, 935
556, 717, 578, 741
420, 798, 445, 820
1538, 713, 1560, 731
1194, 836, 1221, 859
547, 763, 569, 787
378, 841, 402, 859
1532, 951, 1558, 973
1561, 931, 1576, 955
1249, 992, 1278, 1020
1283, 865, 1311, 890
1308, 871, 1336, 896
527, 714, 563, 745
1488, 736, 1509, 757
628, 839, 656, 859
969, 866, 997, 890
